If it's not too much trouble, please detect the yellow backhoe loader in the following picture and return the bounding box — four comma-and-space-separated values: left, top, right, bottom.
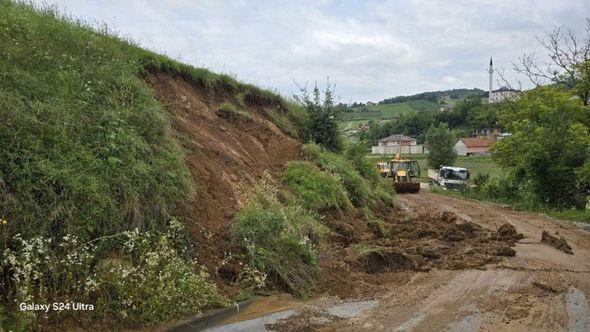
376, 154, 421, 193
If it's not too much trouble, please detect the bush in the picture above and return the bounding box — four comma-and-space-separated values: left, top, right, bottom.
282, 161, 352, 212
233, 197, 323, 298
493, 86, 590, 208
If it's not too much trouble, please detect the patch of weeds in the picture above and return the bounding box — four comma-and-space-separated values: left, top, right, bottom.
374, 180, 396, 207
1, 221, 225, 328
282, 161, 352, 212
264, 108, 297, 137
216, 101, 251, 122
233, 186, 324, 298
302, 144, 373, 207
363, 207, 390, 238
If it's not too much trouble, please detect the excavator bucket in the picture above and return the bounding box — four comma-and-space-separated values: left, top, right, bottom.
394, 181, 420, 194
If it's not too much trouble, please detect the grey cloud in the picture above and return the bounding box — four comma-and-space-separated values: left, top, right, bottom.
38, 0, 590, 102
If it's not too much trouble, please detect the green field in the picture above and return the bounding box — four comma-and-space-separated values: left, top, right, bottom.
366, 154, 503, 182
341, 100, 437, 121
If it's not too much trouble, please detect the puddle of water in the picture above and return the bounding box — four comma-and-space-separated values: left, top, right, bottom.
566, 287, 590, 332
325, 299, 379, 319
219, 294, 302, 324
204, 295, 379, 331
203, 309, 297, 332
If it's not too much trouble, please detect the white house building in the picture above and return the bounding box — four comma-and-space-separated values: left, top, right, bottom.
487, 58, 520, 103
371, 134, 428, 155
454, 138, 491, 156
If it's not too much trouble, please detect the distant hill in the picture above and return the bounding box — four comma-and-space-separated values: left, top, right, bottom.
379, 88, 485, 104
341, 99, 437, 122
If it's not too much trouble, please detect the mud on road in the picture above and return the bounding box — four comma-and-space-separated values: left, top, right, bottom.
206, 192, 590, 331
322, 192, 590, 331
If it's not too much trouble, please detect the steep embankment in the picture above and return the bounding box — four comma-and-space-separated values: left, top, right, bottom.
145, 71, 300, 293
0, 1, 303, 328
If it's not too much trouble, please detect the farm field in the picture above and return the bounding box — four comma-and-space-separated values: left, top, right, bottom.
341, 100, 437, 121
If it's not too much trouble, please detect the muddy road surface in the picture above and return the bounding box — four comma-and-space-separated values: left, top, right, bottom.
327, 192, 590, 331
203, 192, 590, 331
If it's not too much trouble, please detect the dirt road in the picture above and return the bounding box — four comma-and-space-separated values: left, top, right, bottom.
324, 192, 590, 331
202, 192, 590, 331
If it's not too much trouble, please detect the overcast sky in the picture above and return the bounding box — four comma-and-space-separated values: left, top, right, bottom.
36, 0, 590, 102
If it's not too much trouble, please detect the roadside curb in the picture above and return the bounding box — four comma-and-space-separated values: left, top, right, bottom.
166, 297, 260, 332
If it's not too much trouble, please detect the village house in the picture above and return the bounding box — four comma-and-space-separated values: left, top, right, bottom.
371, 134, 428, 155
487, 58, 520, 103
454, 138, 492, 156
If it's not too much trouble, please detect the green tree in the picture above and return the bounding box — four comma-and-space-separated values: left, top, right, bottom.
295, 81, 343, 152
425, 123, 457, 169
493, 86, 590, 208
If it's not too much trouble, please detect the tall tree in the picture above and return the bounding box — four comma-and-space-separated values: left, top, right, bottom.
425, 123, 457, 169
493, 86, 590, 207
515, 19, 590, 105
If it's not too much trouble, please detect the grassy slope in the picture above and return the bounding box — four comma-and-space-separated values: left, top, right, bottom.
0, 1, 304, 328
0, 0, 297, 243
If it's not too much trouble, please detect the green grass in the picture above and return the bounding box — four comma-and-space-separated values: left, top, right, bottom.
0, 0, 192, 241
302, 144, 374, 207
455, 156, 504, 179
282, 161, 353, 212
233, 192, 324, 298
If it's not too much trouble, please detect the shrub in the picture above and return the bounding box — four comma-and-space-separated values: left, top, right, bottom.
282, 161, 352, 212
233, 198, 323, 298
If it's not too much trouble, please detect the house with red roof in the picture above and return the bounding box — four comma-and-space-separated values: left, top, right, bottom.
454, 138, 491, 156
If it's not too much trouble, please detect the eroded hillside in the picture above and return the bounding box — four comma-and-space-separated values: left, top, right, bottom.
145, 71, 300, 293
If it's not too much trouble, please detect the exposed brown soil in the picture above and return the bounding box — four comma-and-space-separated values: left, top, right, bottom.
145, 71, 299, 296
495, 223, 525, 243
266, 308, 343, 332
318, 207, 521, 299
205, 193, 590, 331
145, 72, 589, 332
541, 230, 574, 254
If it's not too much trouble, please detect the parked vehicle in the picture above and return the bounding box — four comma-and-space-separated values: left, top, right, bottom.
428, 166, 470, 189
375, 154, 421, 193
